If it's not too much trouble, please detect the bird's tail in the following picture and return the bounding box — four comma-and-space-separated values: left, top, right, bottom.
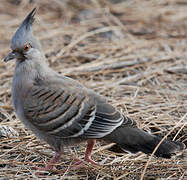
104, 127, 185, 158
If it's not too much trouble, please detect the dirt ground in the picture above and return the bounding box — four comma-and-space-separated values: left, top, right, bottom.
0, 0, 186, 179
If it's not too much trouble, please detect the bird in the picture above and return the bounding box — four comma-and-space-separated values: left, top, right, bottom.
4, 8, 185, 172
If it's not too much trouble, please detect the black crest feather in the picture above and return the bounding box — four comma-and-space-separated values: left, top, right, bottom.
21, 8, 36, 30
10, 8, 39, 50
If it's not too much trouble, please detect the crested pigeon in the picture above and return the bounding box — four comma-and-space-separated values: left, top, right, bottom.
4, 8, 185, 172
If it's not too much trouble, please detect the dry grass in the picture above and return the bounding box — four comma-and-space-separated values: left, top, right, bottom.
0, 0, 186, 179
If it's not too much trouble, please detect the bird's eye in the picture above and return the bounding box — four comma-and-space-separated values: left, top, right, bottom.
23, 43, 31, 51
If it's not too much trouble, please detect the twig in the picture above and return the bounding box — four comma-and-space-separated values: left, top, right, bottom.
63, 57, 150, 74
56, 26, 120, 57
165, 65, 187, 74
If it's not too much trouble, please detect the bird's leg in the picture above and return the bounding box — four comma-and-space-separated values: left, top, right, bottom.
43, 151, 62, 171
84, 139, 99, 166
30, 150, 63, 172
72, 139, 100, 168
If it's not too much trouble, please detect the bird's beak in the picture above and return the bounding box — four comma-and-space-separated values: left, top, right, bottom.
4, 52, 16, 62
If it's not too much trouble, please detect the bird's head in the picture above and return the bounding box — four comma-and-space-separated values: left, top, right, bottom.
4, 8, 42, 63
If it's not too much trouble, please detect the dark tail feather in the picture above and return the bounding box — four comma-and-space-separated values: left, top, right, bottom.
104, 127, 185, 158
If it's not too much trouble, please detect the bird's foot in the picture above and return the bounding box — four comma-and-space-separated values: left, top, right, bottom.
28, 151, 63, 174
70, 155, 100, 170
27, 161, 58, 174
36, 164, 57, 172
69, 139, 100, 170
85, 156, 101, 166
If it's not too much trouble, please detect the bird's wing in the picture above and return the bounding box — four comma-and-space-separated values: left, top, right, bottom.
23, 82, 134, 139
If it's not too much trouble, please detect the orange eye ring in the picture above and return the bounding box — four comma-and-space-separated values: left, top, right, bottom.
24, 43, 31, 51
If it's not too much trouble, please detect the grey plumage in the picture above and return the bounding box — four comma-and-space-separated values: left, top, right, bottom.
11, 8, 41, 53
4, 8, 185, 171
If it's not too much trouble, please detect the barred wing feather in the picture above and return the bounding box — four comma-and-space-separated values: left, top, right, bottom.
23, 85, 126, 139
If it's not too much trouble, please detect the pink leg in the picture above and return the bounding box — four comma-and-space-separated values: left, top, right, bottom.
30, 151, 63, 172
84, 139, 99, 166
43, 151, 62, 171
30, 141, 100, 173
72, 139, 100, 168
